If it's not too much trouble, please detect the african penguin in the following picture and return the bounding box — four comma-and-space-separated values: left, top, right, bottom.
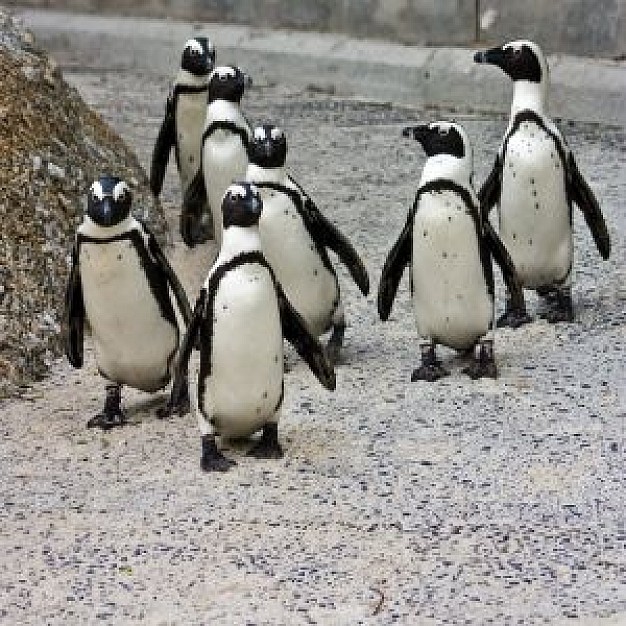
378, 121, 525, 381
150, 37, 216, 244
169, 182, 336, 472
183, 65, 251, 249
246, 124, 370, 364
65, 176, 192, 428
474, 40, 610, 324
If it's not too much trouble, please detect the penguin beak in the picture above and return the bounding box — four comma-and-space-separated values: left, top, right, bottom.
402, 124, 430, 144
474, 46, 505, 68
98, 198, 115, 227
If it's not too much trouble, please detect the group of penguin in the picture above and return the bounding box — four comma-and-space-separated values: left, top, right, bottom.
64, 36, 611, 472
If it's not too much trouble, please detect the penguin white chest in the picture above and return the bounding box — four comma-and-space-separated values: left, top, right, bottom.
79, 241, 178, 391
500, 122, 572, 287
258, 190, 338, 336
175, 92, 207, 191
203, 132, 249, 242
203, 264, 284, 438
411, 191, 492, 350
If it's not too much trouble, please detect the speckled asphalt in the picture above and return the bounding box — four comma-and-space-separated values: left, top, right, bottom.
0, 12, 625, 625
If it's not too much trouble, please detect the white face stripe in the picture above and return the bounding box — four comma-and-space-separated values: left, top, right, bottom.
253, 127, 267, 141
270, 127, 284, 140
113, 181, 130, 202
227, 183, 248, 199
185, 39, 204, 55
214, 66, 237, 79
90, 180, 104, 200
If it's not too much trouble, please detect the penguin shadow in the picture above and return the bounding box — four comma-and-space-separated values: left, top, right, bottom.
120, 393, 176, 426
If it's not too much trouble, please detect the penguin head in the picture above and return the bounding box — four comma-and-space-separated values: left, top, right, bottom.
181, 37, 215, 77
473, 40, 545, 84
87, 176, 132, 227
248, 125, 288, 168
208, 65, 246, 104
221, 182, 263, 229
402, 121, 469, 160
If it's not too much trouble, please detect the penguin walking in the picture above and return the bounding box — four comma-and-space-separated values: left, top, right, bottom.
183, 65, 251, 248
65, 176, 192, 428
170, 182, 336, 472
378, 122, 525, 381
150, 37, 216, 244
474, 40, 610, 324
246, 124, 370, 363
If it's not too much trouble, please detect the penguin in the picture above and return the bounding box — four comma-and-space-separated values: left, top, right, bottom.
378, 121, 526, 381
183, 65, 251, 248
65, 176, 192, 428
474, 40, 610, 324
169, 182, 336, 472
246, 124, 370, 363
150, 37, 216, 244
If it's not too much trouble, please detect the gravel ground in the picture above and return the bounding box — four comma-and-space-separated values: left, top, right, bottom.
0, 12, 625, 625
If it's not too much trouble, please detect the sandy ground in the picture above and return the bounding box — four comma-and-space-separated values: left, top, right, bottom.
1, 12, 625, 625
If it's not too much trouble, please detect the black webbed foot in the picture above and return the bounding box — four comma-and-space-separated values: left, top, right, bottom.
87, 384, 127, 430
200, 435, 236, 472
463, 340, 498, 380
247, 423, 284, 459
411, 342, 449, 382
497, 304, 532, 328
538, 288, 574, 324
156, 379, 190, 419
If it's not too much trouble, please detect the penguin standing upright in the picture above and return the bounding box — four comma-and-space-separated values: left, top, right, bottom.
246, 124, 370, 363
150, 37, 216, 244
378, 122, 525, 381
65, 176, 192, 428
170, 182, 336, 472
474, 40, 610, 324
183, 65, 251, 248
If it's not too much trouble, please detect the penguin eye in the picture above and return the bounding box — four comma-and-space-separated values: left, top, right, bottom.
437, 127, 450, 137
253, 128, 266, 141
270, 128, 284, 140
513, 48, 522, 58
113, 181, 130, 202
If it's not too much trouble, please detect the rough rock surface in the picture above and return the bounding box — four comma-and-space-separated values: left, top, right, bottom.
0, 10, 167, 397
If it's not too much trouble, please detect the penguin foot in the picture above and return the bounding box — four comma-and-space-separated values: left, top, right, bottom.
86, 409, 127, 430
247, 423, 284, 459
411, 362, 449, 382
156, 382, 190, 419
200, 435, 236, 472
538, 288, 573, 323
496, 307, 532, 328
87, 384, 127, 430
463, 340, 498, 379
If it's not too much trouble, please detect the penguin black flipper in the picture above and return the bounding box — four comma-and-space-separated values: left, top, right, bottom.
170, 289, 205, 407
181, 169, 208, 248
289, 176, 370, 295
65, 239, 85, 368
144, 224, 192, 325
150, 93, 176, 197
479, 154, 502, 218
483, 220, 527, 314
377, 206, 414, 321
275, 282, 336, 391
566, 153, 611, 260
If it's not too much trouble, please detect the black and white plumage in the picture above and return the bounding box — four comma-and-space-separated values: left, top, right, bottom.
170, 182, 336, 472
246, 124, 370, 364
474, 40, 610, 324
378, 122, 525, 381
150, 37, 215, 244
183, 65, 251, 248
65, 176, 192, 428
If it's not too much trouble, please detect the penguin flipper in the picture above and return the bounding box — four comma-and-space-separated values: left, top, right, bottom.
150, 94, 176, 197
181, 170, 208, 248
567, 153, 610, 260
170, 290, 205, 407
478, 155, 502, 217
64, 240, 85, 368
483, 220, 526, 313
276, 284, 336, 391
377, 214, 413, 321
292, 182, 370, 295
145, 225, 192, 325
